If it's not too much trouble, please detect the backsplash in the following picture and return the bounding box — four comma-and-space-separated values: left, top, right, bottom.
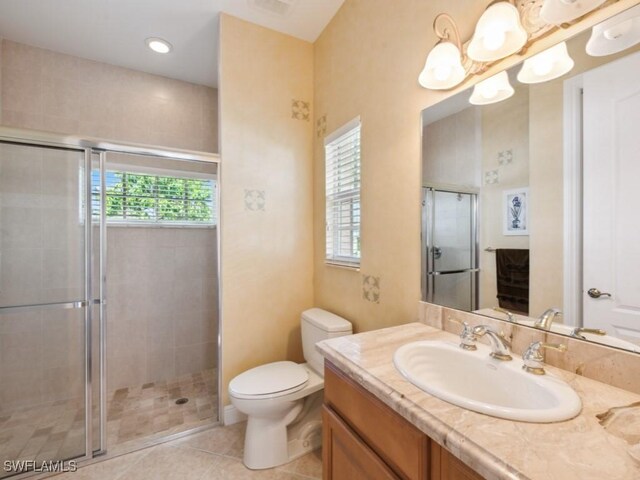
418, 302, 640, 395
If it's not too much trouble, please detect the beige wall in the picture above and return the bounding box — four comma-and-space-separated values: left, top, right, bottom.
107, 227, 218, 392
313, 0, 490, 334
0, 40, 218, 153
218, 15, 314, 404
479, 84, 530, 310
422, 107, 481, 189
312, 0, 638, 334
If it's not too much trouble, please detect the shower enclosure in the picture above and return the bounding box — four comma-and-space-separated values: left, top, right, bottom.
0, 128, 220, 478
422, 187, 479, 311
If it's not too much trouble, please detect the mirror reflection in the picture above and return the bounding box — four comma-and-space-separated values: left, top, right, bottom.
421, 7, 640, 353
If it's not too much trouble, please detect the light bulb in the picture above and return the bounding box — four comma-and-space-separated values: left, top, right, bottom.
604, 19, 634, 40
469, 71, 514, 105
480, 84, 498, 99
531, 59, 553, 76
146, 37, 172, 54
483, 29, 506, 51
418, 41, 466, 90
434, 65, 453, 82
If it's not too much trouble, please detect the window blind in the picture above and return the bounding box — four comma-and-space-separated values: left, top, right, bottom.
91, 169, 217, 226
325, 118, 361, 266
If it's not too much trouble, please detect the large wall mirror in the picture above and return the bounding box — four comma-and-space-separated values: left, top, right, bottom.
421, 4, 640, 354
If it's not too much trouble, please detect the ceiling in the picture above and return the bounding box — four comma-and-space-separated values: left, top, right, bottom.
0, 0, 344, 88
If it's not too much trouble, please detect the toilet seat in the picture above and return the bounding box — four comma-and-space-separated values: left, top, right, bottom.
229, 361, 309, 400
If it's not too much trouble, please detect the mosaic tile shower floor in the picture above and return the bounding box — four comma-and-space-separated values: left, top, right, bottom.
0, 369, 217, 478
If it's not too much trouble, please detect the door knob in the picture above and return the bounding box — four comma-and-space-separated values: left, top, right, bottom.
587, 288, 612, 299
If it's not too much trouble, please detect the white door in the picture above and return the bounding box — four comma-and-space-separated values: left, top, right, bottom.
582, 50, 640, 343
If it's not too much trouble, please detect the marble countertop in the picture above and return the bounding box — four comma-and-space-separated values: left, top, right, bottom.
316, 322, 640, 480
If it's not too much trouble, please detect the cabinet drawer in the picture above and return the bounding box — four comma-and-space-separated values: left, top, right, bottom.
324, 361, 429, 480
323, 406, 400, 480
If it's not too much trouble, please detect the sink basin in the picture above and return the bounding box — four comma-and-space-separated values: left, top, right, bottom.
393, 340, 582, 423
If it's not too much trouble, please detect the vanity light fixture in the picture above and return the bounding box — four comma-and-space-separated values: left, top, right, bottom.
469, 71, 514, 105
586, 4, 640, 56
145, 37, 172, 54
467, 2, 527, 62
540, 0, 607, 25
517, 41, 574, 83
418, 14, 466, 90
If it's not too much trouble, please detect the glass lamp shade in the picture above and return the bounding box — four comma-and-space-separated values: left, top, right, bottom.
467, 2, 528, 62
540, 0, 606, 25
418, 42, 466, 90
586, 4, 640, 56
517, 42, 574, 84
469, 71, 515, 105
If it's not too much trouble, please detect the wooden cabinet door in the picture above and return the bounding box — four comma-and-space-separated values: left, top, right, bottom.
432, 442, 485, 480
323, 406, 401, 480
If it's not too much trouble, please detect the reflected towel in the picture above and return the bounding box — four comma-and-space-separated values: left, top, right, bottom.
495, 249, 529, 314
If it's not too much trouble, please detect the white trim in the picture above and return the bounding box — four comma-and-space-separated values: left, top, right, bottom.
223, 404, 247, 426
106, 162, 217, 180
324, 116, 361, 146
563, 75, 584, 328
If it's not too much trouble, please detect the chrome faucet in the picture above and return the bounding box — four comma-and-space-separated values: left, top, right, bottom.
522, 341, 567, 375
457, 322, 512, 361
473, 325, 512, 361
571, 327, 607, 340
534, 308, 563, 331
493, 307, 516, 324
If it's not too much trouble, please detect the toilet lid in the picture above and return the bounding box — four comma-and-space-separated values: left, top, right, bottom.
229, 361, 309, 397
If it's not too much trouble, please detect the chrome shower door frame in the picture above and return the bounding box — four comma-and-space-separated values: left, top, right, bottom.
0, 127, 221, 478
422, 186, 480, 310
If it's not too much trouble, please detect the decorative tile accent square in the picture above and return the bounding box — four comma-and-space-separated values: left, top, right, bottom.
498, 149, 514, 165
291, 99, 310, 121
362, 275, 381, 304
485, 169, 499, 185
244, 189, 266, 211
316, 115, 327, 138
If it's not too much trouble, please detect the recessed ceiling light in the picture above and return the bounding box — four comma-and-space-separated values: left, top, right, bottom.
145, 37, 172, 54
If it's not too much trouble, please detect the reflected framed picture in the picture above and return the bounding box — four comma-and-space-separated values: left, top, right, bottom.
503, 188, 529, 236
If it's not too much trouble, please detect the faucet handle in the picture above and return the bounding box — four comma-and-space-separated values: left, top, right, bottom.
492, 307, 516, 324
522, 341, 567, 375
455, 320, 478, 351
571, 327, 606, 340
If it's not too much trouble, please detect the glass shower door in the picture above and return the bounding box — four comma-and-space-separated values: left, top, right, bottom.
423, 188, 478, 311
0, 142, 97, 477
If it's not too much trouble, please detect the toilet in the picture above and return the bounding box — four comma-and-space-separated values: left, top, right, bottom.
229, 308, 352, 470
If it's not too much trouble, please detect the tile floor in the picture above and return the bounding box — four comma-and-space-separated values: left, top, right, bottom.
52, 422, 323, 480
0, 369, 218, 478
107, 369, 218, 450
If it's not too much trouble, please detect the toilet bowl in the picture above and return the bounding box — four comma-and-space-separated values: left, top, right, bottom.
229, 308, 352, 470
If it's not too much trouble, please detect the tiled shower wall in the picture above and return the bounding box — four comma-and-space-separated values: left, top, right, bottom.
0, 39, 218, 153
107, 226, 218, 391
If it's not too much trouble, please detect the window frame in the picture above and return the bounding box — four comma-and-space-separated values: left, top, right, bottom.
324, 117, 362, 268
89, 163, 218, 228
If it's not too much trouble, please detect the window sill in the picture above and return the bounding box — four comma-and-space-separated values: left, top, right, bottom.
325, 261, 360, 272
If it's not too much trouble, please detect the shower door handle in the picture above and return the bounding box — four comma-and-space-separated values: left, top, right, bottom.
0, 300, 89, 314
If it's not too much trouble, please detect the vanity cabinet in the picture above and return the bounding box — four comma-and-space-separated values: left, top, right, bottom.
323, 361, 485, 480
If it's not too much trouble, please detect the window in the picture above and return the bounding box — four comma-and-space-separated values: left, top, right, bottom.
325, 118, 361, 267
91, 167, 217, 226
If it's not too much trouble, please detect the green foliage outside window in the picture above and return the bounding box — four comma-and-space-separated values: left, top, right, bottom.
100, 171, 216, 224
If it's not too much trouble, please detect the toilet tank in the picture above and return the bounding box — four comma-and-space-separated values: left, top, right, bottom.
301, 308, 352, 376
